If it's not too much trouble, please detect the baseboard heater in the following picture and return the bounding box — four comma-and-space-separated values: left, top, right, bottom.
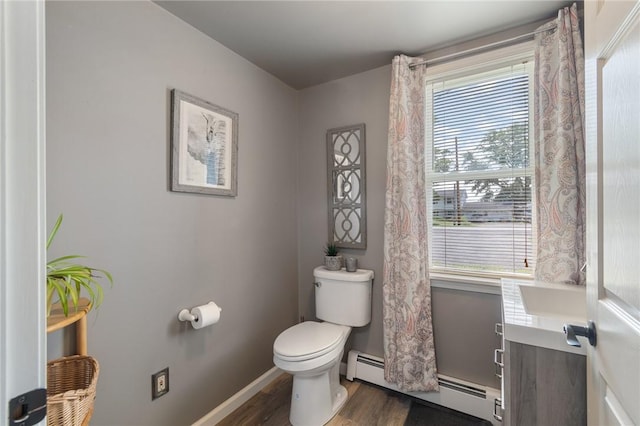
346, 350, 501, 426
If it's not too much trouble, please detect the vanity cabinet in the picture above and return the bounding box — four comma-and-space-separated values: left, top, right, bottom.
500, 279, 588, 426
503, 340, 586, 426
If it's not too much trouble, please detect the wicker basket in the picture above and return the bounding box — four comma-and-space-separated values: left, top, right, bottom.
47, 355, 99, 426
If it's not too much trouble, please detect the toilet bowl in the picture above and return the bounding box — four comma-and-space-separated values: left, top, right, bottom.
273, 267, 374, 426
274, 321, 351, 425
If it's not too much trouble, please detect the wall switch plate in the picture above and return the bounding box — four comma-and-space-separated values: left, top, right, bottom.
152, 368, 169, 400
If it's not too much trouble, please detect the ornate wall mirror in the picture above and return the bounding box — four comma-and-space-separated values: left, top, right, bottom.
326, 123, 366, 249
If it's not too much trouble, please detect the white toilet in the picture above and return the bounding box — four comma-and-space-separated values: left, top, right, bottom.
273, 266, 374, 426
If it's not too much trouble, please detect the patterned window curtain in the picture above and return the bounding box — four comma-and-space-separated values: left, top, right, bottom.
382, 55, 438, 392
534, 3, 586, 286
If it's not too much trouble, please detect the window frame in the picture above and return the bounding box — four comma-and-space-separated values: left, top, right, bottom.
423, 42, 537, 283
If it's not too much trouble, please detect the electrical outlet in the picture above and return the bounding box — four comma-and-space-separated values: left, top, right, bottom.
152, 368, 169, 400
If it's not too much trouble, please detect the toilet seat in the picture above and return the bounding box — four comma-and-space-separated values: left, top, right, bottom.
274, 322, 348, 362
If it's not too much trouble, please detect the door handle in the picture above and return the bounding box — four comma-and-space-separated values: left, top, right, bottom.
494, 349, 504, 379
493, 398, 503, 422
563, 321, 597, 347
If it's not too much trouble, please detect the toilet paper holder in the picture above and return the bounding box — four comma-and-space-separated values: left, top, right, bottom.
178, 309, 197, 322
178, 301, 222, 328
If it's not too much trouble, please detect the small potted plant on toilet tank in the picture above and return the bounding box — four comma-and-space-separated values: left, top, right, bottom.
324, 243, 343, 271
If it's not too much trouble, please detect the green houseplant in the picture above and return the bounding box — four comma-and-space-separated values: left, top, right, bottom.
323, 243, 343, 271
47, 214, 113, 317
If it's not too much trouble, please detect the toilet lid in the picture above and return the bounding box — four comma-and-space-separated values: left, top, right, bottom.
274, 322, 347, 361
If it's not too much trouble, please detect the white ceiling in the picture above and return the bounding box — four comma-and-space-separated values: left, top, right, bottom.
155, 1, 574, 89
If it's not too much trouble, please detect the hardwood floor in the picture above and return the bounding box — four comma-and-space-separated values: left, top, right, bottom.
217, 373, 412, 426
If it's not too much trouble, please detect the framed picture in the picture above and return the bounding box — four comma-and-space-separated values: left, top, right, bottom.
171, 89, 238, 196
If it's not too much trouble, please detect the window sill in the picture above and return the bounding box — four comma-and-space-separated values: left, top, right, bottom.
429, 271, 533, 295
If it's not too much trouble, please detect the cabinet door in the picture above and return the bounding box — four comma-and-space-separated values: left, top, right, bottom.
505, 341, 586, 426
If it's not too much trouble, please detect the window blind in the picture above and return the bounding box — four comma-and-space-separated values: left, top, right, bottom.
425, 62, 535, 276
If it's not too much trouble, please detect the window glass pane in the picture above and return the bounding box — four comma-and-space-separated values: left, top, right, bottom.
426, 61, 535, 277
432, 73, 530, 174
431, 179, 534, 274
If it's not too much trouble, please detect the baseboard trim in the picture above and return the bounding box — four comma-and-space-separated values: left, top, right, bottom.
192, 366, 282, 426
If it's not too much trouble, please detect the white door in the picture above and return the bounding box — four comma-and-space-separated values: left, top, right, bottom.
585, 1, 640, 425
0, 1, 47, 424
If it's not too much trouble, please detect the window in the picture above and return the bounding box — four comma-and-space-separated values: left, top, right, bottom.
425, 50, 535, 278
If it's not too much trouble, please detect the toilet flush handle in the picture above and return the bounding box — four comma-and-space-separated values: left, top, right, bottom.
314, 282, 321, 288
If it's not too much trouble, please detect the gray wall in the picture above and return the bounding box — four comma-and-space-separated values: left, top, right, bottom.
45, 2, 511, 424
297, 65, 501, 389
297, 66, 390, 357
46, 2, 299, 425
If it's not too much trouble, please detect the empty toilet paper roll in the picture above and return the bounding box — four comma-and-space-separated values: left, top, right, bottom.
190, 301, 221, 329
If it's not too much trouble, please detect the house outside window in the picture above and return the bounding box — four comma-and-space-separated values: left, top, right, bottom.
433, 189, 467, 220
424, 44, 536, 279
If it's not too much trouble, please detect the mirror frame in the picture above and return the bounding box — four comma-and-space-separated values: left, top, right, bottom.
326, 123, 367, 249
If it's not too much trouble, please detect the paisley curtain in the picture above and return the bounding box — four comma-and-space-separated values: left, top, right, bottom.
382, 55, 438, 392
534, 3, 586, 286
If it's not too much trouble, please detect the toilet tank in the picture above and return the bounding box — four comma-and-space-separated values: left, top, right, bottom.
313, 266, 374, 327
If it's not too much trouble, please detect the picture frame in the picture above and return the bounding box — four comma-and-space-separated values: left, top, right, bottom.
171, 89, 238, 196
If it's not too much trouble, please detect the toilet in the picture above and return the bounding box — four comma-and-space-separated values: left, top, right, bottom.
273, 266, 374, 426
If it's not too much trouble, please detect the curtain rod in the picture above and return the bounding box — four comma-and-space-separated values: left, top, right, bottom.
409, 23, 557, 70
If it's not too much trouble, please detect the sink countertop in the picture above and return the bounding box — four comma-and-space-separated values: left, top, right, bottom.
501, 279, 586, 355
